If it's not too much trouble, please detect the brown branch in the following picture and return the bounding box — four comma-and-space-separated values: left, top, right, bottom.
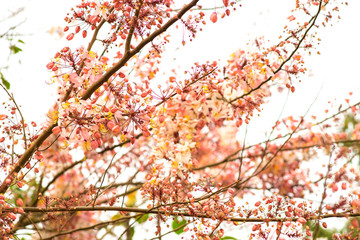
97, 185, 142, 206
193, 100, 360, 172
313, 140, 332, 239
149, 220, 193, 240
92, 154, 117, 207
8, 206, 358, 222
13, 185, 143, 231
0, 84, 28, 149
229, 0, 323, 104
98, 68, 216, 154
98, 132, 143, 154
194, 139, 360, 171
0, 123, 56, 194
86, 7, 115, 53
81, 0, 200, 100
40, 212, 139, 240
125, 1, 143, 53
40, 158, 85, 197
0, 0, 199, 195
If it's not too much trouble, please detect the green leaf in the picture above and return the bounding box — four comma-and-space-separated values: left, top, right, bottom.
221, 237, 238, 240
0, 72, 10, 89
129, 227, 135, 240
111, 213, 126, 224
136, 214, 149, 224
172, 217, 187, 235
10, 45, 22, 54
18, 39, 25, 44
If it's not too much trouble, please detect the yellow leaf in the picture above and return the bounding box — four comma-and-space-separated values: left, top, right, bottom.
111, 213, 124, 221
126, 191, 137, 207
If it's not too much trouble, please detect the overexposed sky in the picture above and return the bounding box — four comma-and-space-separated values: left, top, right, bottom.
1, 0, 360, 136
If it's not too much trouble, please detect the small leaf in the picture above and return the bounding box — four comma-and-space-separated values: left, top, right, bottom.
1, 72, 10, 89
111, 213, 120, 221
1, 79, 10, 89
18, 39, 25, 44
172, 217, 187, 235
221, 237, 238, 240
110, 213, 127, 226
10, 45, 23, 54
129, 227, 135, 240
136, 214, 149, 224
125, 190, 137, 207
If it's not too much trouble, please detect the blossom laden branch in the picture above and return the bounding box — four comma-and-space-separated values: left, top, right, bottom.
0, 0, 200, 196
7, 206, 359, 223
229, 0, 323, 104
1, 0, 356, 239
80, 0, 200, 100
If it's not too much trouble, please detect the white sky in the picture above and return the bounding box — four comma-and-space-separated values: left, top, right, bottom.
1, 0, 359, 131
1, 0, 359, 139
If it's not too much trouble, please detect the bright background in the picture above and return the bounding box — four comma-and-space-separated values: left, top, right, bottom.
1, 0, 360, 144
1, 0, 360, 238
1, 0, 360, 132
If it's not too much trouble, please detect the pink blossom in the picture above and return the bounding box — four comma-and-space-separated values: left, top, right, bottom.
210, 12, 218, 23
93, 0, 109, 20
288, 15, 296, 21
297, 217, 307, 224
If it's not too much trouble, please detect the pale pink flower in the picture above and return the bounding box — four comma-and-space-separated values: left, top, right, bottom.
93, 0, 109, 20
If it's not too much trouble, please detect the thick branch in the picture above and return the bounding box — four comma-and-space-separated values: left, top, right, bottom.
9, 206, 357, 222
0, 123, 56, 194
0, 0, 199, 195
81, 0, 199, 100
